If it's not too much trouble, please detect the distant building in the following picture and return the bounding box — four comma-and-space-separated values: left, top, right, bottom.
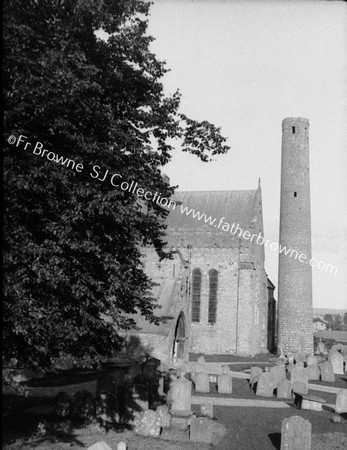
313, 318, 327, 331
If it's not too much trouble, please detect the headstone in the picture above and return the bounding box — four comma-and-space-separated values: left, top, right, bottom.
290, 366, 308, 387
335, 389, 347, 414
280, 416, 311, 450
287, 355, 294, 365
250, 366, 263, 387
134, 409, 161, 437
69, 390, 95, 421
277, 379, 292, 399
195, 372, 210, 394
307, 365, 320, 381
197, 356, 206, 365
256, 372, 276, 397
87, 442, 112, 450
201, 402, 213, 418
117, 443, 126, 450
330, 352, 344, 375
270, 366, 286, 386
156, 404, 171, 428
217, 373, 232, 394
317, 341, 325, 354
319, 361, 335, 382
221, 365, 231, 373
292, 381, 308, 396
190, 416, 214, 443
171, 376, 192, 413
295, 352, 306, 366
307, 355, 317, 366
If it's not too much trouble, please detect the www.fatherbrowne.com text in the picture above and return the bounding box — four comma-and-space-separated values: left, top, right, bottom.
9, 133, 337, 275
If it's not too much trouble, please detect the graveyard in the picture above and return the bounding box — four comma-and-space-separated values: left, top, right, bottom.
2, 346, 347, 450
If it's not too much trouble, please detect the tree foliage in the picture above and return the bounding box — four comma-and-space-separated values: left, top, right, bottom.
3, 0, 230, 369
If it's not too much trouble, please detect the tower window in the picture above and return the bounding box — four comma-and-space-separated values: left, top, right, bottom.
292, 126, 295, 134
191, 268, 201, 322
294, 192, 297, 197
208, 269, 218, 324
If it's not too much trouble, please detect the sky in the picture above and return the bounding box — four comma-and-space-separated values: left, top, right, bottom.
146, 0, 347, 310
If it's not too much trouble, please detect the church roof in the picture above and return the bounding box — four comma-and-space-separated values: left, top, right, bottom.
165, 189, 260, 248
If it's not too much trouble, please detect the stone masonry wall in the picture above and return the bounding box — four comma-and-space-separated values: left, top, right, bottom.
189, 247, 239, 354
278, 117, 313, 355
121, 248, 190, 366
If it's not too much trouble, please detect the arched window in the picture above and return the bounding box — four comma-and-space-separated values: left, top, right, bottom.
208, 269, 218, 324
191, 268, 201, 322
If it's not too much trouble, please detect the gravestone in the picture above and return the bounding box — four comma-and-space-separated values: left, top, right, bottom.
292, 381, 308, 396
295, 352, 306, 366
317, 341, 325, 354
217, 373, 232, 394
330, 352, 344, 375
190, 416, 214, 444
319, 361, 335, 382
221, 365, 231, 373
307, 365, 320, 381
156, 363, 169, 396
335, 389, 347, 414
134, 409, 161, 437
250, 366, 263, 387
171, 375, 192, 413
117, 443, 126, 450
256, 372, 276, 397
201, 402, 213, 418
156, 404, 171, 428
280, 416, 311, 450
270, 365, 286, 386
307, 355, 317, 366
277, 379, 292, 399
290, 366, 308, 387
197, 356, 206, 365
195, 372, 210, 394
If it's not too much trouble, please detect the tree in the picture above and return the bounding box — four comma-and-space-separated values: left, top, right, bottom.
3, 0, 230, 370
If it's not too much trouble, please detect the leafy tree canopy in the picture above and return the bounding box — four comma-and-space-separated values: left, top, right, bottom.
3, 0, 230, 370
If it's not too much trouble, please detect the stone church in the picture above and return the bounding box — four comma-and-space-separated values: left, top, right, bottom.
121, 181, 277, 366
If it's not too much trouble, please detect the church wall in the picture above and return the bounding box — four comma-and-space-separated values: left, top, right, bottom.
189, 247, 239, 354
121, 248, 190, 366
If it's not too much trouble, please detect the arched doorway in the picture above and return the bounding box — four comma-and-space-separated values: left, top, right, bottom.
172, 312, 186, 361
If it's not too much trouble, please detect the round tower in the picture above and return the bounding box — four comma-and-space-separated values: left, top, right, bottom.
278, 117, 313, 355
